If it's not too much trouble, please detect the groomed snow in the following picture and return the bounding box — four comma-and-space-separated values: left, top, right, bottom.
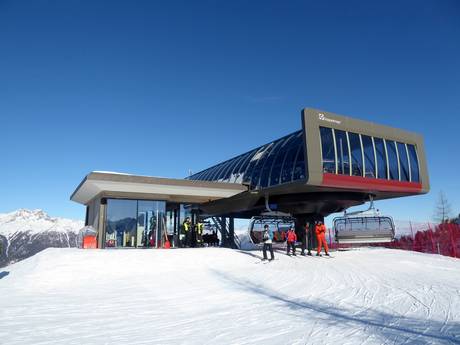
0, 248, 459, 345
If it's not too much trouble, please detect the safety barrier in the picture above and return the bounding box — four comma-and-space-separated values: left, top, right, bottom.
386, 222, 460, 259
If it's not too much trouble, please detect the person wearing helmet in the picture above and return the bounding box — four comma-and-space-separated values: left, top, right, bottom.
262, 224, 275, 261
315, 220, 330, 256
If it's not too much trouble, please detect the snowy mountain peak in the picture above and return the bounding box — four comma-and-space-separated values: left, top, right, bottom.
0, 209, 83, 238
6, 209, 53, 222
0, 209, 84, 267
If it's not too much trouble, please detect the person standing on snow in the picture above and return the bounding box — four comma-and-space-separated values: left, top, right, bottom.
301, 221, 313, 256
262, 224, 275, 261
286, 227, 297, 256
315, 221, 330, 256
182, 217, 192, 247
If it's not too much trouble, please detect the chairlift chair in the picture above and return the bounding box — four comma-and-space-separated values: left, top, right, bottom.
333, 196, 395, 244
248, 211, 296, 246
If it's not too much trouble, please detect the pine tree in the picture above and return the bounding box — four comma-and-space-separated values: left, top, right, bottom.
433, 190, 452, 224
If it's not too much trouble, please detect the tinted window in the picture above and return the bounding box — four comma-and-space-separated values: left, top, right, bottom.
249, 143, 276, 187
319, 127, 336, 173
232, 150, 257, 183
407, 144, 420, 182
293, 148, 306, 180
385, 140, 399, 180
259, 136, 290, 187
280, 135, 303, 184
334, 129, 350, 175
374, 137, 387, 179
397, 142, 410, 182
243, 145, 271, 184
200, 168, 213, 181
207, 162, 225, 181
362, 135, 376, 178
269, 134, 298, 186
106, 199, 137, 248
221, 155, 244, 182
349, 132, 363, 177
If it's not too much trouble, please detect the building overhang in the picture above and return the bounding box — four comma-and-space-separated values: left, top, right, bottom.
70, 171, 248, 205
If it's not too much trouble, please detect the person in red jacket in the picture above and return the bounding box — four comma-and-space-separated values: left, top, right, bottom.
315, 221, 330, 256
286, 227, 297, 256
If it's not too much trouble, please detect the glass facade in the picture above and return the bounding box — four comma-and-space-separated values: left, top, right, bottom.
407, 144, 420, 182
385, 140, 399, 180
362, 135, 376, 178
318, 127, 421, 183
349, 132, 364, 177
319, 127, 335, 173
188, 130, 306, 189
189, 125, 421, 187
105, 199, 166, 248
374, 137, 387, 179
334, 129, 350, 175
397, 142, 410, 182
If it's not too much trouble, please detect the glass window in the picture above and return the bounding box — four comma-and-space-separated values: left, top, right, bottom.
407, 144, 420, 182
293, 147, 306, 180
385, 140, 399, 180
280, 136, 302, 183
248, 142, 277, 187
215, 159, 234, 181
243, 144, 271, 184
319, 127, 336, 174
334, 129, 350, 175
361, 135, 376, 178
206, 163, 222, 181
228, 150, 252, 183
105, 199, 137, 248
259, 137, 287, 187
397, 142, 410, 182
269, 134, 298, 186
222, 154, 246, 182
200, 168, 214, 181
374, 137, 387, 179
234, 149, 258, 183
136, 200, 166, 248
349, 132, 363, 177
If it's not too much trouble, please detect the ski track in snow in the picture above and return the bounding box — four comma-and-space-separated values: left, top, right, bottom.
0, 247, 459, 345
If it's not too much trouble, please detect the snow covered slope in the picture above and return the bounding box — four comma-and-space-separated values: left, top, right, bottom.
1, 247, 459, 345
0, 209, 83, 267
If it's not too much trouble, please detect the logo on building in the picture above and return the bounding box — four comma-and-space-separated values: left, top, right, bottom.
318, 113, 341, 125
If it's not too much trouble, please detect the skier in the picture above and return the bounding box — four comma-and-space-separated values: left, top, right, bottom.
315, 220, 330, 256
286, 227, 297, 256
262, 224, 275, 261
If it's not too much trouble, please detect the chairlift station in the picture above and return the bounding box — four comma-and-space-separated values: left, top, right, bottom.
70, 108, 429, 249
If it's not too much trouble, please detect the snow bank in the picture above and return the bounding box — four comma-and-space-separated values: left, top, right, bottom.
0, 247, 459, 345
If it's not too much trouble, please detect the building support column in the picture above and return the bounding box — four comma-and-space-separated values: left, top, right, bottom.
97, 201, 106, 249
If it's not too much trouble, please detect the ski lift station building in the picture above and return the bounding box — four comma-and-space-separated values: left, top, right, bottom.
70, 108, 429, 249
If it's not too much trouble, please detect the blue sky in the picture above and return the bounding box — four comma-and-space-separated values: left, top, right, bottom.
1, 0, 459, 222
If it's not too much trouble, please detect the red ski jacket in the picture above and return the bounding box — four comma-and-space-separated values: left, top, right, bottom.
315, 224, 326, 235
287, 231, 297, 242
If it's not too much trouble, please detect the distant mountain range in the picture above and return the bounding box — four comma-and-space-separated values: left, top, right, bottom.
0, 209, 83, 267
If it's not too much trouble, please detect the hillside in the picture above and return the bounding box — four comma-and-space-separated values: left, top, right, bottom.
0, 209, 83, 267
0, 247, 459, 344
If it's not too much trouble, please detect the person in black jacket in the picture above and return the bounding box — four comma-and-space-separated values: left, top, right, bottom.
301, 221, 313, 256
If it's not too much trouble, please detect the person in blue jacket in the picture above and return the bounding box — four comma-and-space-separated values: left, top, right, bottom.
262, 224, 275, 261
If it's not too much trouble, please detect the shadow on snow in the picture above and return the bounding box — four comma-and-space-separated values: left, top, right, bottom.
211, 269, 460, 345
